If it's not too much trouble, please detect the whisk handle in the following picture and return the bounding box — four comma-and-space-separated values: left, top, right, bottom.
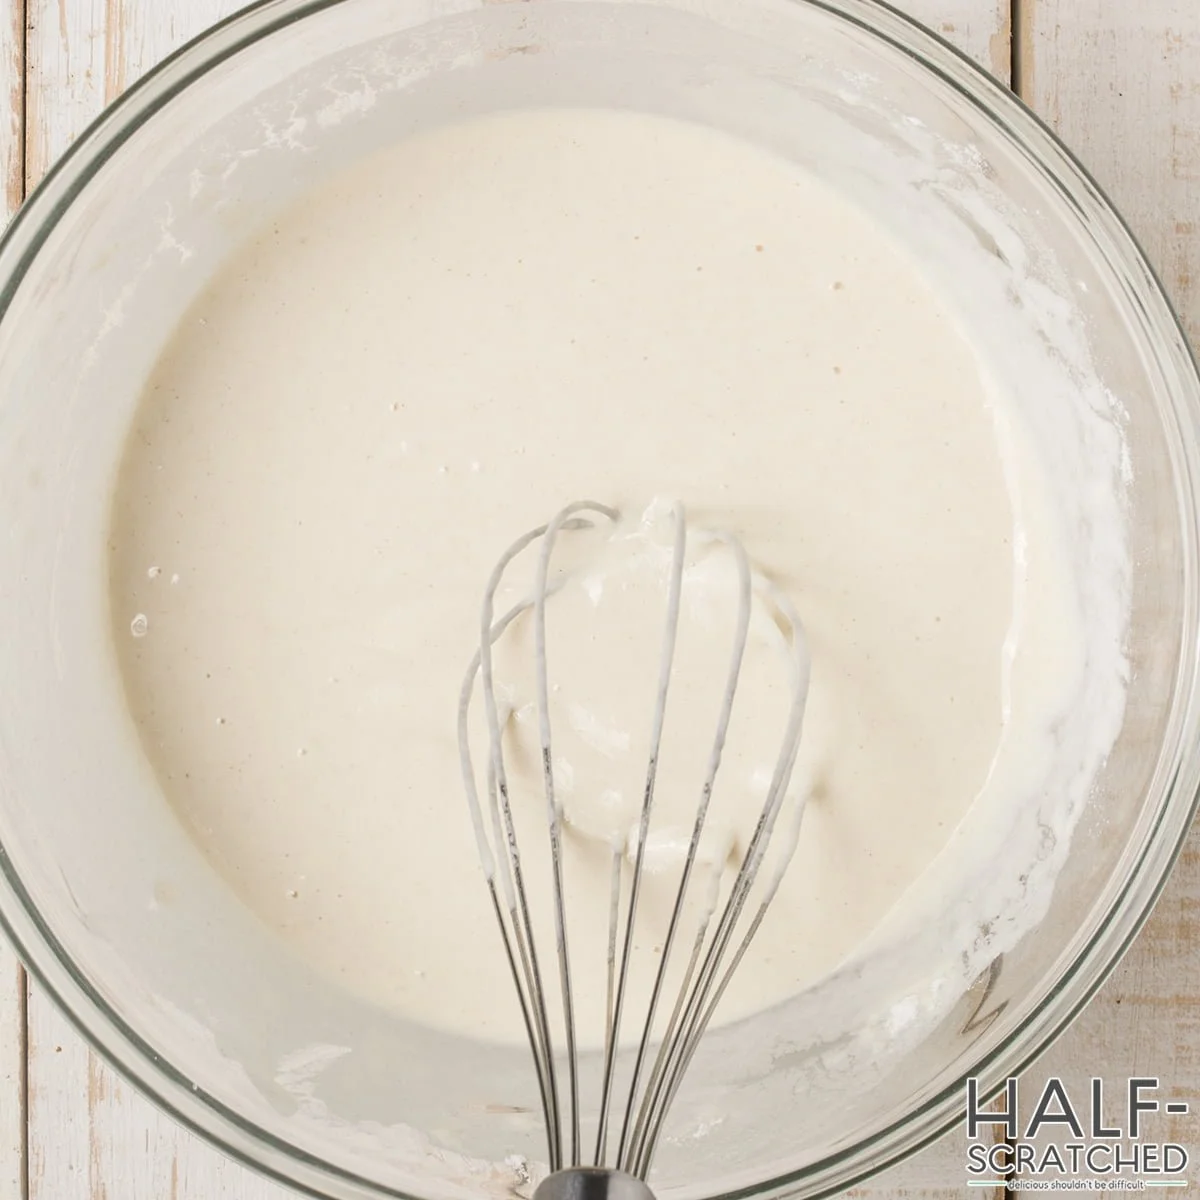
533, 1168, 656, 1200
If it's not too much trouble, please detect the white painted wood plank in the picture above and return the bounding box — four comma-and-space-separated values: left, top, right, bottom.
0, 1, 30, 1195
28, 996, 282, 1200
0, 966, 24, 1200
904, 0, 1010, 81
26, 998, 90, 1200
1013, 1, 1200, 1194
1021, 0, 1200, 340
25, 0, 106, 191
0, 956, 24, 1191
0, 0, 21, 215
0, 956, 24, 1200
19, 1, 1009, 1197
25, 0, 240, 188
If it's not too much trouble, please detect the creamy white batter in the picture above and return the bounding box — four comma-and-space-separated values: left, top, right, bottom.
108, 108, 1080, 1045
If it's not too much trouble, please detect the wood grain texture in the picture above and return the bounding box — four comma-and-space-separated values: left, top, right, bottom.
0, 0, 21, 211
0, 954, 24, 1200
903, 0, 1011, 80
0, 1, 29, 1196
1020, 0, 1200, 340
1013, 1, 1200, 1193
28, 997, 285, 1200
25, 0, 243, 188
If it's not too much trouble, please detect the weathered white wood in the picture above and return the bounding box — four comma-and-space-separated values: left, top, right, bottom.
1021, 0, 1200, 341
25, 0, 105, 192
28, 996, 284, 1200
0, 957, 23, 1200
25, 0, 244, 189
0, 0, 20, 214
26, 998, 91, 1200
0, 2, 30, 1195
1012, 2, 1200, 1194
904, 0, 1010, 80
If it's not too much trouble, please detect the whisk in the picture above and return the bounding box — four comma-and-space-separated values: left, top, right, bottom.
458, 501, 811, 1200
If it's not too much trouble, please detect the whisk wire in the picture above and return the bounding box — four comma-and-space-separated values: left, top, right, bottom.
460, 589, 567, 1166
459, 502, 812, 1185
593, 503, 688, 1166
601, 841, 623, 1132
622, 846, 727, 1176
476, 524, 572, 1167
534, 501, 620, 1166
485, 882, 556, 1149
631, 584, 810, 1176
613, 531, 754, 1171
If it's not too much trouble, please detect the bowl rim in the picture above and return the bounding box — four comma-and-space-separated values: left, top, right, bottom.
0, 0, 1198, 1197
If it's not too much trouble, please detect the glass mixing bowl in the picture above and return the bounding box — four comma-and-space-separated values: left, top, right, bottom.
0, 0, 1197, 1197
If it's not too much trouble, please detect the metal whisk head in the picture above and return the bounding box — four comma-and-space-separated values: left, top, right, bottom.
458, 501, 811, 1198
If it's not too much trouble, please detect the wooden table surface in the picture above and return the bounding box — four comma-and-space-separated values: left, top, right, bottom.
0, 0, 1195, 1196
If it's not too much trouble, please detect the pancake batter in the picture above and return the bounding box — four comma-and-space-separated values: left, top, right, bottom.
107, 108, 1079, 1044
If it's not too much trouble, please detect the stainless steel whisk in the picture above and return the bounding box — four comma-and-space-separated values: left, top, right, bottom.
458, 501, 811, 1200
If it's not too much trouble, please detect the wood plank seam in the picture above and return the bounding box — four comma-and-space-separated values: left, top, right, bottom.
19, 969, 27, 1200
1009, 0, 1022, 101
